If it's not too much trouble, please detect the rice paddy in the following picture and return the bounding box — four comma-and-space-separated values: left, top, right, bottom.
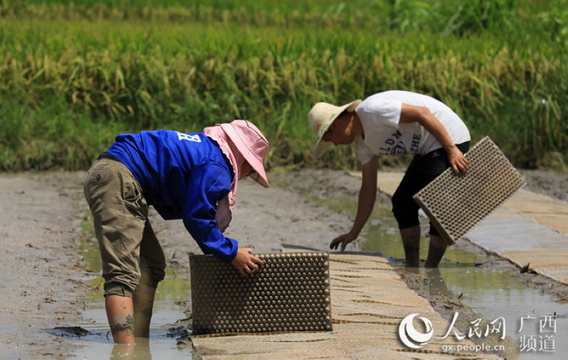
0, 0, 566, 171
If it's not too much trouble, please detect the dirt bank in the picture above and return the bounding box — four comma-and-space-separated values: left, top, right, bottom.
0, 170, 351, 359
519, 169, 568, 202
1, 168, 566, 359
0, 172, 91, 359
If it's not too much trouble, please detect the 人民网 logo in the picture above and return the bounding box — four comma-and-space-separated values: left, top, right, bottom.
398, 313, 434, 349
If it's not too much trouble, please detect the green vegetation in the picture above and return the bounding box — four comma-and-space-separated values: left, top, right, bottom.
0, 0, 566, 171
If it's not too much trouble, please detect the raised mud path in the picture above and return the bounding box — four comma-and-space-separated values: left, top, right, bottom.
192, 250, 504, 359
5, 169, 563, 359
363, 171, 568, 286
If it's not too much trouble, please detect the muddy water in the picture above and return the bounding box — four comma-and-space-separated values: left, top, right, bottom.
64, 223, 193, 359
65, 176, 568, 359
348, 200, 568, 360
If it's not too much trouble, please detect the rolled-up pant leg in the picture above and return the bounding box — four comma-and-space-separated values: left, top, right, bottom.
139, 220, 166, 289
392, 142, 470, 236
83, 158, 165, 297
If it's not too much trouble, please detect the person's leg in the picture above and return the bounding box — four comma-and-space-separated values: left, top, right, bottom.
400, 225, 421, 267
392, 156, 425, 267
133, 282, 157, 338
134, 220, 166, 337
84, 159, 149, 344
425, 234, 447, 268
423, 142, 470, 268
395, 142, 471, 268
106, 293, 135, 344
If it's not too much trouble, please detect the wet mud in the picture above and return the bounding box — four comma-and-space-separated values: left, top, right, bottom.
1, 168, 567, 359
273, 168, 568, 360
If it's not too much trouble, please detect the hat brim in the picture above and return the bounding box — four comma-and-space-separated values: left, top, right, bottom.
311, 100, 361, 158
220, 123, 270, 188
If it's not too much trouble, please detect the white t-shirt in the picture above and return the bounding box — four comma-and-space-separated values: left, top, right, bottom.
353, 90, 470, 164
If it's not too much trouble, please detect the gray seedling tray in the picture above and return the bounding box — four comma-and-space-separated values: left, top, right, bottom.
190, 252, 332, 335
413, 136, 526, 244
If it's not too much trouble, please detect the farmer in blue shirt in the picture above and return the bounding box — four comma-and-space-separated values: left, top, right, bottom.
84, 120, 270, 344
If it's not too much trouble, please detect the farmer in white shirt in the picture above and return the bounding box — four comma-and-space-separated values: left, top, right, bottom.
308, 90, 470, 268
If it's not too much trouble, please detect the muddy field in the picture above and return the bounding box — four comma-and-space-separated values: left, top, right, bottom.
0, 168, 567, 359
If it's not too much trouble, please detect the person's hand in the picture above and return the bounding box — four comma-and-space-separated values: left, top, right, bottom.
447, 145, 468, 174
330, 232, 358, 252
231, 247, 263, 276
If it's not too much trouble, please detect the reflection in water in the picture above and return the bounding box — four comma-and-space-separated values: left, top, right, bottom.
66, 276, 192, 359
361, 203, 568, 360
111, 338, 152, 360
424, 268, 451, 298
74, 194, 568, 359
316, 195, 568, 359
72, 214, 193, 359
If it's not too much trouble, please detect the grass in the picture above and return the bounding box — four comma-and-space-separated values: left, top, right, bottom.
0, 0, 566, 172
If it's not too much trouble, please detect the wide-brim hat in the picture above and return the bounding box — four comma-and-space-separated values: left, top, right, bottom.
220, 120, 270, 188
307, 99, 362, 158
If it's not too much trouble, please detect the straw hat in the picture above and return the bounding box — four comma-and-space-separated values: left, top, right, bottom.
308, 100, 361, 158
220, 120, 270, 188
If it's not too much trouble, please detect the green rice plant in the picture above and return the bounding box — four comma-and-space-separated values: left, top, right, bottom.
440, 0, 519, 36
0, 0, 565, 171
537, 0, 568, 52
0, 99, 125, 171
387, 0, 434, 32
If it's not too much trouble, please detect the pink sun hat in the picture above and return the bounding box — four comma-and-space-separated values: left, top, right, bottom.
219, 120, 270, 188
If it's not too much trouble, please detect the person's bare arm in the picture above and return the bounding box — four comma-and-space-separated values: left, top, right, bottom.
400, 103, 468, 173
330, 157, 378, 251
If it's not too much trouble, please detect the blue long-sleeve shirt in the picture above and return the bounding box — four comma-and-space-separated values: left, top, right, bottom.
106, 130, 238, 262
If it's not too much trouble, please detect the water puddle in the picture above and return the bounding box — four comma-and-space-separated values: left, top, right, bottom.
62, 192, 568, 359
345, 198, 568, 359
57, 216, 193, 359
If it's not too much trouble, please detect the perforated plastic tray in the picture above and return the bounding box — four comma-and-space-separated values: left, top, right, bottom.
190, 252, 332, 335
413, 136, 525, 244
